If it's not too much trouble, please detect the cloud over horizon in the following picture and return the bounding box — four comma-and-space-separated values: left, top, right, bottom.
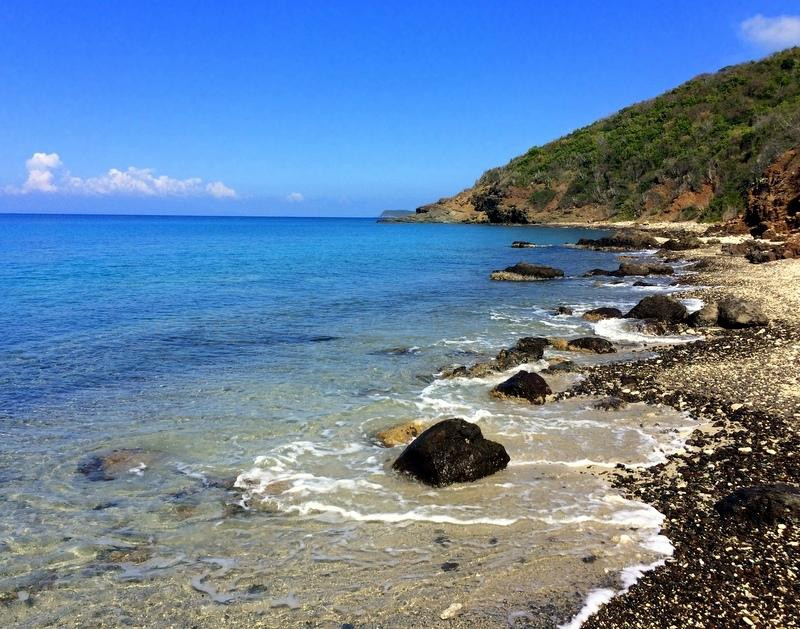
286, 192, 304, 202
741, 14, 800, 51
4, 153, 237, 199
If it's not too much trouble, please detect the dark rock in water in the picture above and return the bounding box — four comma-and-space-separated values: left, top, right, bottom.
625, 295, 687, 323
717, 297, 769, 328
585, 262, 673, 277
490, 263, 564, 281
555, 305, 573, 315
688, 302, 719, 328
575, 231, 659, 250
514, 337, 548, 358
633, 280, 655, 287
511, 240, 535, 248
594, 396, 628, 411
308, 335, 339, 343
442, 337, 547, 378
566, 337, 616, 354
392, 418, 510, 486
714, 484, 800, 525
490, 370, 552, 404
582, 307, 623, 322
77, 449, 154, 481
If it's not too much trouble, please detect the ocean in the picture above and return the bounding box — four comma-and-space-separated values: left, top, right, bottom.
0, 214, 700, 627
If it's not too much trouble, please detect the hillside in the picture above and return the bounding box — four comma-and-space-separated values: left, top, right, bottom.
413, 48, 800, 224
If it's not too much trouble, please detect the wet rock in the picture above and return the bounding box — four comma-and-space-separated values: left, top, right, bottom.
373, 420, 425, 447
575, 231, 660, 250
511, 240, 535, 248
490, 263, 565, 281
714, 484, 800, 525
625, 295, 688, 323
555, 305, 573, 315
548, 337, 569, 351
594, 396, 628, 411
566, 337, 616, 354
582, 307, 623, 322
717, 298, 769, 328
689, 302, 719, 327
490, 370, 552, 404
633, 280, 655, 287
630, 320, 684, 336
392, 418, 510, 486
77, 449, 155, 481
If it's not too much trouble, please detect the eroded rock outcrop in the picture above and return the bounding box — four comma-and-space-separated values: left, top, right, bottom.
746, 147, 800, 236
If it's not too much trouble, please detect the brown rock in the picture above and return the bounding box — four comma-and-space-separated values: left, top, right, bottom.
746, 147, 800, 235
373, 420, 426, 447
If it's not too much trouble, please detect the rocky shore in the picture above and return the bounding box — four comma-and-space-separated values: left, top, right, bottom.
556, 229, 800, 628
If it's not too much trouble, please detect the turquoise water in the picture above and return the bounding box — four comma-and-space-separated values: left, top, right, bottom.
0, 215, 698, 627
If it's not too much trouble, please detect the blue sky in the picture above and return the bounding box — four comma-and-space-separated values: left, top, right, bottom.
1, 1, 800, 216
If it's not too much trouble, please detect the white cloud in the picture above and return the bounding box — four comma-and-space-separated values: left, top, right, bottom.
4, 152, 237, 199
741, 14, 800, 51
286, 192, 304, 202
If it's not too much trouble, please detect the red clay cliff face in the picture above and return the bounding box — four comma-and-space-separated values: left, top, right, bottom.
746, 147, 800, 236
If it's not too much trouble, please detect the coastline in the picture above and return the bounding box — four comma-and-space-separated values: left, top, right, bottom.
560, 227, 800, 627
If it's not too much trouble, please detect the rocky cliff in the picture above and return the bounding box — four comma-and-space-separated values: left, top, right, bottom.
410, 48, 800, 225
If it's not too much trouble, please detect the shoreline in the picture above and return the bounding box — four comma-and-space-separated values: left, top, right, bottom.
557, 226, 800, 627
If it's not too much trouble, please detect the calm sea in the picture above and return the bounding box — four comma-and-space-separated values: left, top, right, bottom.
0, 214, 698, 627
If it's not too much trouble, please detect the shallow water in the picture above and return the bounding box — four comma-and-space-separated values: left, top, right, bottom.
0, 215, 699, 627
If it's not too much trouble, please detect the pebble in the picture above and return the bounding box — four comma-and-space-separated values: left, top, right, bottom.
440, 603, 462, 620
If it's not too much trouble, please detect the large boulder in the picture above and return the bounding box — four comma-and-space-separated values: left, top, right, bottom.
582, 307, 623, 322
490, 263, 564, 281
717, 298, 769, 328
490, 370, 552, 404
392, 418, 510, 486
714, 484, 800, 525
625, 295, 688, 323
566, 337, 616, 354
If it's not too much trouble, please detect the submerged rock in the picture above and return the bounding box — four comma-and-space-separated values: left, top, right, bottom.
511, 240, 535, 248
373, 420, 425, 447
77, 449, 155, 481
594, 396, 628, 411
625, 295, 687, 323
566, 337, 616, 354
582, 307, 623, 322
714, 484, 800, 525
392, 418, 509, 486
490, 263, 564, 281
633, 280, 655, 287
490, 370, 552, 404
716, 297, 769, 328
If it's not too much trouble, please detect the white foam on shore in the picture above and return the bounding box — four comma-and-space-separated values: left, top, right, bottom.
592, 318, 700, 345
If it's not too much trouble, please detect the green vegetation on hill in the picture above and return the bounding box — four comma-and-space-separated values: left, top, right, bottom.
477, 48, 800, 222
